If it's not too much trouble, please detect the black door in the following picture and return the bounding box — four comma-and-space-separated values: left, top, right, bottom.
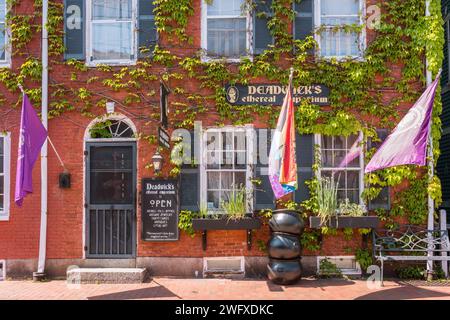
85, 142, 137, 258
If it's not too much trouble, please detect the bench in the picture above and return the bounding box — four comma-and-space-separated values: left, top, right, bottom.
373, 225, 450, 284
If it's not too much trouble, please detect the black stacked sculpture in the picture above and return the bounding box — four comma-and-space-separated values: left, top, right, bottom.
267, 209, 305, 284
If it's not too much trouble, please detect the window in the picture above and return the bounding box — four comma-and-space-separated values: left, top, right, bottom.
0, 0, 10, 67
200, 127, 254, 213
202, 0, 251, 59
87, 0, 136, 64
316, 133, 364, 204
0, 133, 10, 221
314, 0, 364, 58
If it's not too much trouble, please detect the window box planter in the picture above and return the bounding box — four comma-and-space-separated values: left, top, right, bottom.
309, 216, 380, 229
192, 215, 262, 251
192, 216, 262, 231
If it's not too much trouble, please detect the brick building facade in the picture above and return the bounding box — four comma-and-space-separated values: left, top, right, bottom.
0, 0, 438, 278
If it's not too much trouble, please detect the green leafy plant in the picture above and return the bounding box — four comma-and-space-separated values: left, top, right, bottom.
355, 248, 373, 273
316, 175, 339, 226
318, 258, 342, 278
221, 185, 247, 221
338, 198, 365, 217
396, 266, 426, 280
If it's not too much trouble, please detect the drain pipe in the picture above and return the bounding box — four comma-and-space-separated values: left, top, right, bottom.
425, 0, 434, 281
33, 0, 48, 281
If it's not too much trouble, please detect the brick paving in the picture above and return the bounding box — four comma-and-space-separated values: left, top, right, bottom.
1, 277, 450, 300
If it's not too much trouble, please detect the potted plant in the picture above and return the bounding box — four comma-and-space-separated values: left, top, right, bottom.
192, 186, 261, 231
309, 177, 380, 229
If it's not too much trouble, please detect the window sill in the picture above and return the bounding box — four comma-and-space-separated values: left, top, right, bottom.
0, 215, 10, 221
0, 62, 11, 69
86, 60, 137, 67
317, 55, 365, 62
200, 54, 253, 64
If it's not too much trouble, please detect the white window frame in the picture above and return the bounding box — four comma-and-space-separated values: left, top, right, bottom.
0, 132, 11, 221
199, 125, 254, 214
86, 0, 137, 66
313, 0, 366, 60
314, 132, 365, 206
0, 0, 11, 68
201, 0, 253, 63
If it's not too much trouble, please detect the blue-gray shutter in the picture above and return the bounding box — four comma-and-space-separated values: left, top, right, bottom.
294, 0, 314, 40
253, 0, 273, 55
294, 134, 314, 203
254, 129, 275, 210
64, 0, 85, 60
180, 131, 200, 211
138, 0, 158, 58
368, 129, 391, 210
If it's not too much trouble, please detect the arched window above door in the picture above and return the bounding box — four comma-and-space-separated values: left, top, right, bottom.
85, 115, 137, 140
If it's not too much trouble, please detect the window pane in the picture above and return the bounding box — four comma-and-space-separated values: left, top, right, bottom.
0, 23, 5, 61
207, 132, 220, 150
221, 172, 233, 189
235, 151, 246, 169
90, 172, 133, 204
321, 0, 359, 16
207, 0, 243, 16
207, 172, 219, 189
0, 195, 3, 210
234, 131, 246, 151
234, 172, 245, 187
0, 136, 3, 155
207, 151, 220, 169
347, 171, 359, 189
222, 131, 233, 150
90, 146, 133, 170
0, 175, 3, 194
93, 0, 132, 20
221, 152, 233, 169
321, 30, 359, 57
207, 18, 246, 57
92, 23, 132, 60
207, 191, 220, 209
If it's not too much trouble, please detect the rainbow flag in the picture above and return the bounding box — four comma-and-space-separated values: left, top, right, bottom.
268, 77, 298, 199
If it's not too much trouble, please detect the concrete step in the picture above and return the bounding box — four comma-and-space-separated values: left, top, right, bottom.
67, 268, 148, 284
203, 271, 245, 280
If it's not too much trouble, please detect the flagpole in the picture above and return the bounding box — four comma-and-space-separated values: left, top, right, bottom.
34, 0, 48, 280
425, 0, 434, 281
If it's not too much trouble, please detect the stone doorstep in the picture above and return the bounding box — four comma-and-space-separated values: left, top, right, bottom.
66, 268, 148, 284
203, 270, 245, 280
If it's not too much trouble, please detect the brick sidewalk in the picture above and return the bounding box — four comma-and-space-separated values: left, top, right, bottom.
1, 278, 450, 300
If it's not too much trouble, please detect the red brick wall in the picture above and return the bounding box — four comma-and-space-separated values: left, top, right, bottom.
0, 0, 414, 261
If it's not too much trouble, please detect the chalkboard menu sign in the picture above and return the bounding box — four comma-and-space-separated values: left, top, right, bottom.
141, 179, 179, 241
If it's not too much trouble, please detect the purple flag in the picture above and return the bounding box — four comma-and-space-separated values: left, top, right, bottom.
15, 93, 48, 206
365, 74, 440, 173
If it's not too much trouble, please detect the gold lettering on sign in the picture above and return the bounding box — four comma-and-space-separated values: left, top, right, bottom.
248, 86, 257, 95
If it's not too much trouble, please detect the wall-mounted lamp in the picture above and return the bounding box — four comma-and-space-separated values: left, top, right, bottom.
152, 151, 163, 174
106, 101, 115, 114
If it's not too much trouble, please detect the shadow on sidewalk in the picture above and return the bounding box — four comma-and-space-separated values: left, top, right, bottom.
87, 284, 181, 300
265, 278, 356, 292
355, 283, 450, 300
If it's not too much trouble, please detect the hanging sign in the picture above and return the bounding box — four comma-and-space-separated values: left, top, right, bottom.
225, 84, 330, 106
158, 127, 170, 149
141, 179, 179, 241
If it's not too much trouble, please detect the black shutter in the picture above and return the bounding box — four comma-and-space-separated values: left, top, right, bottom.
294, 0, 314, 40
253, 0, 273, 55
64, 0, 85, 60
368, 129, 391, 210
179, 130, 200, 211
294, 134, 314, 203
138, 0, 158, 58
254, 129, 275, 210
